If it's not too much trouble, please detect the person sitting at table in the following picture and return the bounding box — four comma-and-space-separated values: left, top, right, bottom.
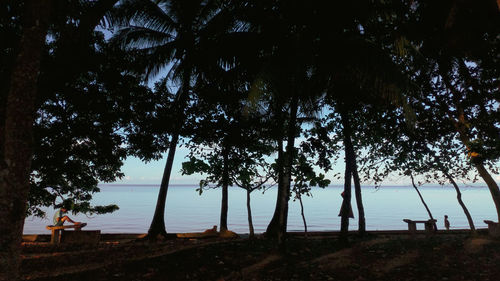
53, 201, 81, 226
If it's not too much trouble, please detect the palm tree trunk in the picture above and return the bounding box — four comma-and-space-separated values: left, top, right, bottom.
247, 189, 255, 239
277, 95, 299, 246
265, 135, 285, 237
147, 132, 179, 239
410, 173, 436, 228
147, 68, 191, 239
340, 110, 365, 235
0, 1, 52, 280
220, 144, 229, 231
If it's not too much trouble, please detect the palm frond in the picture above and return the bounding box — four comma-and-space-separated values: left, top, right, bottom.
111, 26, 174, 49
108, 0, 177, 34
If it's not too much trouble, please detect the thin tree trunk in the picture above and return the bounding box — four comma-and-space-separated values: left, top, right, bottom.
147, 68, 191, 239
277, 95, 298, 246
247, 189, 254, 239
442, 170, 476, 232
298, 193, 307, 237
352, 168, 365, 235
341, 110, 366, 235
0, 1, 52, 280
410, 173, 436, 229
220, 144, 229, 231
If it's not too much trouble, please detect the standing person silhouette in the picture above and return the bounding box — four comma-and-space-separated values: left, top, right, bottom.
444, 215, 450, 231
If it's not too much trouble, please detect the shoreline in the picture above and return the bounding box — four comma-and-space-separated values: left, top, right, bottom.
22, 228, 487, 242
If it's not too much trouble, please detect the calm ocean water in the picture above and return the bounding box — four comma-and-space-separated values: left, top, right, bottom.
23, 185, 497, 234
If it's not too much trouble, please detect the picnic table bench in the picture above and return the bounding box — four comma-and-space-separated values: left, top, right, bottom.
46, 223, 87, 244
403, 219, 437, 234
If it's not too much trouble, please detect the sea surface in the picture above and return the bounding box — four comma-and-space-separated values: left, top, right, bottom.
23, 184, 497, 234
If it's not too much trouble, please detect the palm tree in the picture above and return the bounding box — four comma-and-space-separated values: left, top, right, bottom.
111, 0, 232, 239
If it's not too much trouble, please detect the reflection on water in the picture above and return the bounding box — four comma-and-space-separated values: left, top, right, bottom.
23, 185, 496, 234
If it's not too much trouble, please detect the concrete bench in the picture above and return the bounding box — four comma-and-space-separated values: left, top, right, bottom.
46, 223, 87, 244
484, 220, 500, 237
403, 219, 437, 234
61, 230, 100, 245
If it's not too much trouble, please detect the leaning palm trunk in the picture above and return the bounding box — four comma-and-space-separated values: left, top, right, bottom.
147, 69, 191, 239
147, 132, 179, 239
0, 1, 52, 280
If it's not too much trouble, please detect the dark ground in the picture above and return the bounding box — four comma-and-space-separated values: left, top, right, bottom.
21, 232, 500, 281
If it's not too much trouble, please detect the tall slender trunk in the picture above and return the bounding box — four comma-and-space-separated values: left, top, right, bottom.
410, 174, 436, 227
277, 95, 299, 246
0, 1, 52, 280
442, 170, 476, 232
266, 140, 284, 237
147, 68, 191, 239
147, 132, 179, 238
246, 189, 254, 239
298, 193, 307, 237
220, 144, 229, 231
265, 108, 285, 238
340, 110, 365, 235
